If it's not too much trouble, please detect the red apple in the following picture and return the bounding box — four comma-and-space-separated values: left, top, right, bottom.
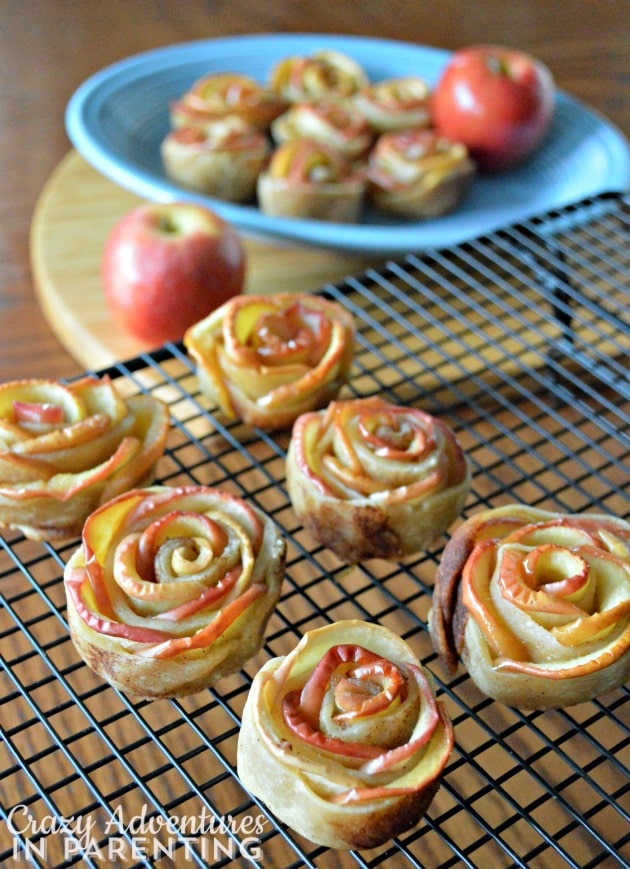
431, 45, 555, 172
102, 202, 246, 345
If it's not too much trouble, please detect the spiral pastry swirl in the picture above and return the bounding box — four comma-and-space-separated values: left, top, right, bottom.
286, 397, 470, 561
257, 139, 366, 222
271, 100, 374, 159
429, 504, 630, 708
353, 76, 431, 133
367, 129, 475, 218
161, 117, 271, 202
64, 485, 286, 698
170, 72, 287, 131
184, 293, 355, 431
268, 50, 369, 104
0, 376, 168, 541
237, 620, 453, 850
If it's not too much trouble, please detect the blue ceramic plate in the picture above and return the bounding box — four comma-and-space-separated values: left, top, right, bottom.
66, 34, 630, 255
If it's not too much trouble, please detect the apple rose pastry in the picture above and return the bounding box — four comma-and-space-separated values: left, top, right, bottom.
184, 293, 355, 430
170, 72, 286, 131
428, 504, 630, 709
367, 129, 475, 218
271, 100, 374, 160
257, 139, 366, 222
64, 485, 286, 699
0, 376, 169, 542
286, 397, 470, 562
161, 118, 271, 202
353, 76, 432, 133
268, 50, 369, 104
237, 620, 454, 850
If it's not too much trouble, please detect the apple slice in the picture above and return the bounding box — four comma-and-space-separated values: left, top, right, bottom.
461, 540, 530, 661
13, 401, 64, 424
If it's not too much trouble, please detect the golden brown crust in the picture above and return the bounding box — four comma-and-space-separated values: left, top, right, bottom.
367, 129, 475, 218
353, 76, 431, 134
184, 293, 355, 430
300, 500, 403, 563
237, 620, 454, 850
268, 51, 369, 104
257, 139, 366, 222
170, 72, 287, 131
286, 397, 470, 562
428, 504, 630, 708
0, 376, 169, 541
271, 100, 374, 159
430, 515, 484, 673
161, 119, 271, 202
63, 485, 285, 699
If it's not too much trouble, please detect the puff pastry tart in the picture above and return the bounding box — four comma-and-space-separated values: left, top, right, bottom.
237, 619, 453, 850
170, 72, 286, 131
161, 118, 271, 202
64, 485, 286, 699
0, 376, 169, 542
367, 129, 475, 218
257, 139, 366, 222
184, 293, 355, 431
268, 50, 369, 104
270, 100, 374, 160
353, 76, 432, 133
286, 397, 470, 562
428, 504, 630, 709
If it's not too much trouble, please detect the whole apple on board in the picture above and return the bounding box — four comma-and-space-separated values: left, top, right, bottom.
431, 45, 555, 172
102, 202, 246, 345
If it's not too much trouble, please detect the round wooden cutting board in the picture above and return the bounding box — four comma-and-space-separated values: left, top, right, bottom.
30, 151, 382, 372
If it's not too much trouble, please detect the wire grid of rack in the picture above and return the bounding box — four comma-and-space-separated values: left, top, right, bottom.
0, 192, 628, 868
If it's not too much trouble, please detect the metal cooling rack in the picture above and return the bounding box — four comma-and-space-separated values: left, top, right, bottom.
1, 191, 628, 869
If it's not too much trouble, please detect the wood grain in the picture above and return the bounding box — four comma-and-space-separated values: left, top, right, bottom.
30, 154, 563, 392
30, 151, 382, 371
2, 0, 627, 384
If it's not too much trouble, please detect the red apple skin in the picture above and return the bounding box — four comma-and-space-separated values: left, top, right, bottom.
12, 401, 64, 424
431, 45, 555, 172
101, 202, 246, 345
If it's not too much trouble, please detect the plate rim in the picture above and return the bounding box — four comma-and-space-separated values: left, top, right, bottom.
66, 33, 630, 255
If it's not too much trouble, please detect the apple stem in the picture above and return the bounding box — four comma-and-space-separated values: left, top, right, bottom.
157, 214, 179, 234
487, 54, 510, 77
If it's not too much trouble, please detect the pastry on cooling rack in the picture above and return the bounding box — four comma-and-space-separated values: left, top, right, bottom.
270, 100, 374, 160
161, 117, 271, 203
352, 75, 432, 133
367, 129, 475, 218
428, 504, 630, 709
0, 376, 169, 542
257, 139, 366, 222
169, 72, 287, 131
285, 397, 470, 561
184, 292, 355, 431
237, 619, 454, 850
268, 50, 369, 104
64, 485, 285, 699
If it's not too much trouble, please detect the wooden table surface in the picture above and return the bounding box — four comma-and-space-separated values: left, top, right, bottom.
0, 6, 628, 865
0, 0, 628, 385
